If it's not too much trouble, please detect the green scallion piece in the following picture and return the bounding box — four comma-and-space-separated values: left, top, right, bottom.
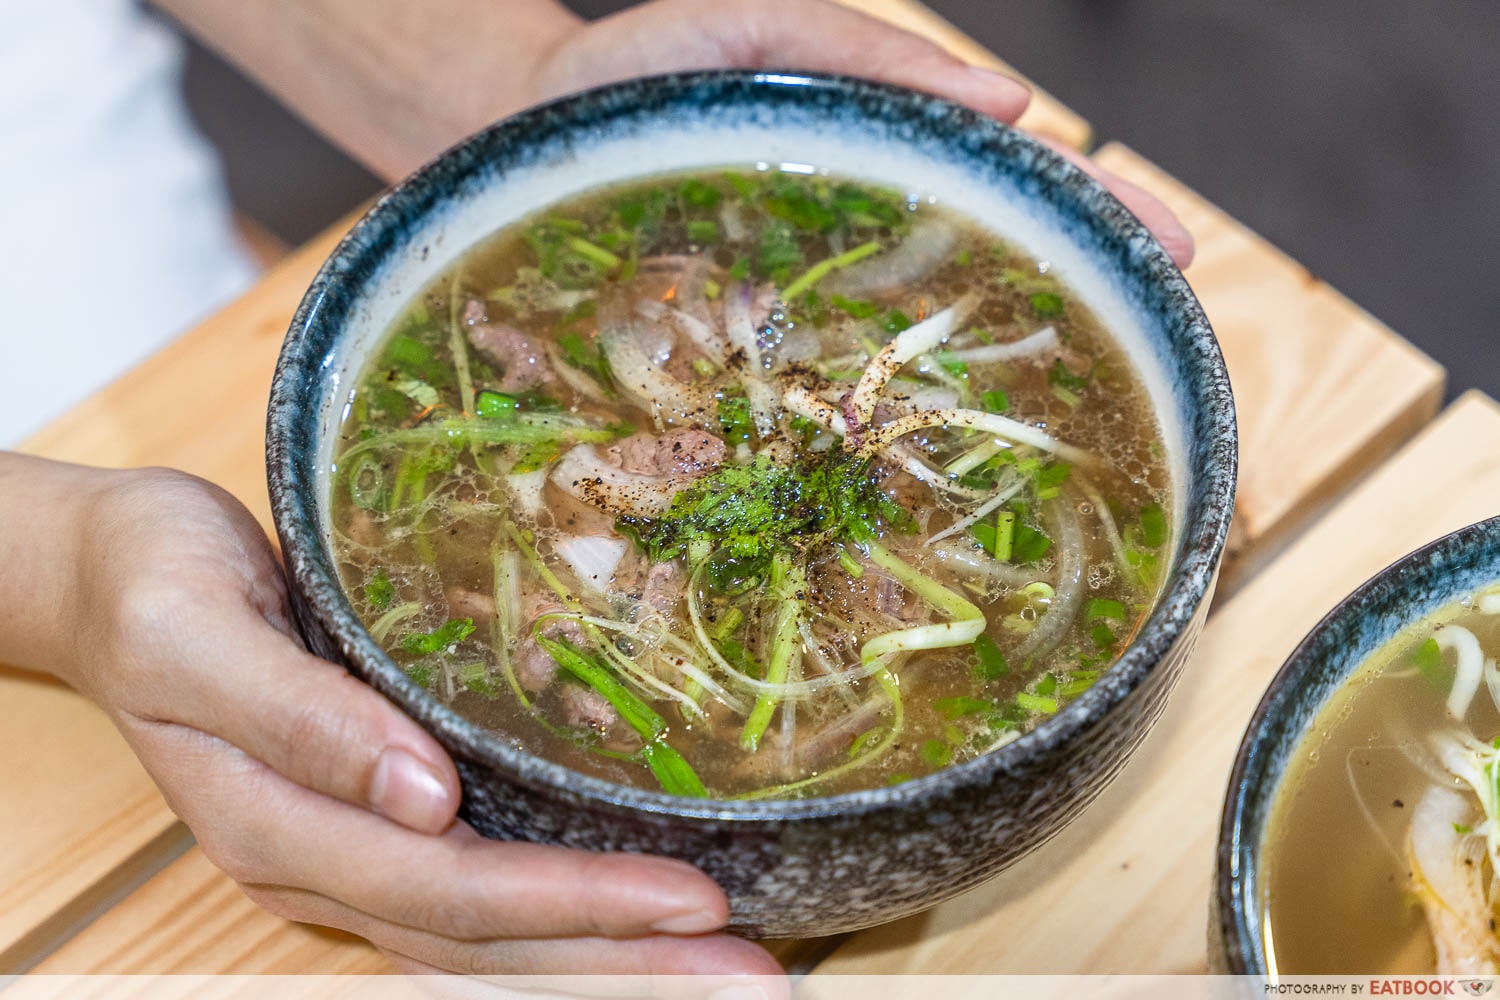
1140, 503, 1169, 548
475, 390, 520, 419
973, 634, 1009, 680
1087, 598, 1127, 621
1016, 692, 1059, 715
780, 240, 882, 301
564, 236, 623, 272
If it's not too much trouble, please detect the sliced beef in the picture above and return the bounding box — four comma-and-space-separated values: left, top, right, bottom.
607, 429, 726, 476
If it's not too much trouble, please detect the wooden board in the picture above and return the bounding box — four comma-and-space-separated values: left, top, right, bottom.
817, 390, 1500, 974
30, 849, 388, 975
0, 671, 189, 971
0, 222, 354, 975
0, 8, 1443, 978
1094, 144, 1444, 589
33, 845, 835, 975
832, 0, 1092, 149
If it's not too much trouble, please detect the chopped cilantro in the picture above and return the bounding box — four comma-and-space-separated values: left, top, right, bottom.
937, 695, 993, 719
1048, 359, 1089, 392
831, 295, 879, 319
973, 634, 1010, 680
401, 618, 475, 655
364, 570, 395, 610
932, 351, 969, 379
717, 394, 755, 444
687, 220, 720, 245
756, 219, 804, 284
1087, 598, 1127, 621
981, 389, 1010, 413
460, 662, 500, 699
679, 178, 722, 209
1140, 503, 1169, 548
881, 310, 913, 334
919, 739, 953, 768
617, 451, 914, 568
1413, 637, 1451, 692
1089, 624, 1117, 651
557, 331, 612, 390
1030, 292, 1066, 318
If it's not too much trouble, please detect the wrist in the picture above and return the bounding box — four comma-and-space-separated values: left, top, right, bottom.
0, 454, 131, 687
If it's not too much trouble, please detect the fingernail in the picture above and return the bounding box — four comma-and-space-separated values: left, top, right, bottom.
369, 747, 450, 832
651, 906, 725, 935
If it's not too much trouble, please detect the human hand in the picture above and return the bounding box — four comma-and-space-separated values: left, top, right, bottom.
54, 464, 778, 976
526, 0, 1194, 267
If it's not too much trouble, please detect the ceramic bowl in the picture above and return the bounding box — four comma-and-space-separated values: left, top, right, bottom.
267, 70, 1236, 938
1213, 516, 1500, 972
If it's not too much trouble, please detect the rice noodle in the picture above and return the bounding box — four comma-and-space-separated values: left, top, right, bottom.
946, 326, 1059, 365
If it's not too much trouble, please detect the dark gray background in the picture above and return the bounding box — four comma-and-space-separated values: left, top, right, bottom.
179, 1, 1499, 402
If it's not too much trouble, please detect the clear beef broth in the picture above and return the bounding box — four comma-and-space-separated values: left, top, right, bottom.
330, 167, 1171, 799
1264, 599, 1500, 974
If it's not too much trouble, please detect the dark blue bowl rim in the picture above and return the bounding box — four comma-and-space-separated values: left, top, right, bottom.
267, 69, 1237, 823
1215, 514, 1500, 973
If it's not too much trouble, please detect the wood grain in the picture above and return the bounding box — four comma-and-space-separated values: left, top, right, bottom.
31, 849, 389, 975
33, 845, 837, 975
0, 670, 189, 972
1094, 144, 1445, 590
817, 390, 1500, 974
0, 224, 353, 972
832, 0, 1092, 149
0, 9, 1444, 979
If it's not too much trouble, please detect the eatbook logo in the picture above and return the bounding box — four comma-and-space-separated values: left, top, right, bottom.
1461, 983, 1493, 997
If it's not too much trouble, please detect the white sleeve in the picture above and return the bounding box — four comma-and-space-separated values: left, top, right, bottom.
0, 0, 260, 445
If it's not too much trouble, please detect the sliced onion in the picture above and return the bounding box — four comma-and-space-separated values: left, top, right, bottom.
635, 298, 728, 360
1010, 494, 1086, 663
823, 218, 957, 299
924, 472, 1025, 546
1440, 625, 1485, 720
505, 467, 548, 518
946, 326, 1059, 365
596, 318, 708, 425
550, 444, 695, 518
554, 535, 629, 594
848, 294, 978, 428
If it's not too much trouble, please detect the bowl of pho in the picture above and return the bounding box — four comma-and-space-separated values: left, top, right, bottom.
268, 70, 1236, 937
1216, 516, 1500, 974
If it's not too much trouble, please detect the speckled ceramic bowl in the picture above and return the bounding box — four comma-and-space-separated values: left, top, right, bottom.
267, 70, 1236, 938
1213, 516, 1500, 972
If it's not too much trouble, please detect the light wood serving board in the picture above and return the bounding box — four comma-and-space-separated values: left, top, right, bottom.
2, 1, 1443, 976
